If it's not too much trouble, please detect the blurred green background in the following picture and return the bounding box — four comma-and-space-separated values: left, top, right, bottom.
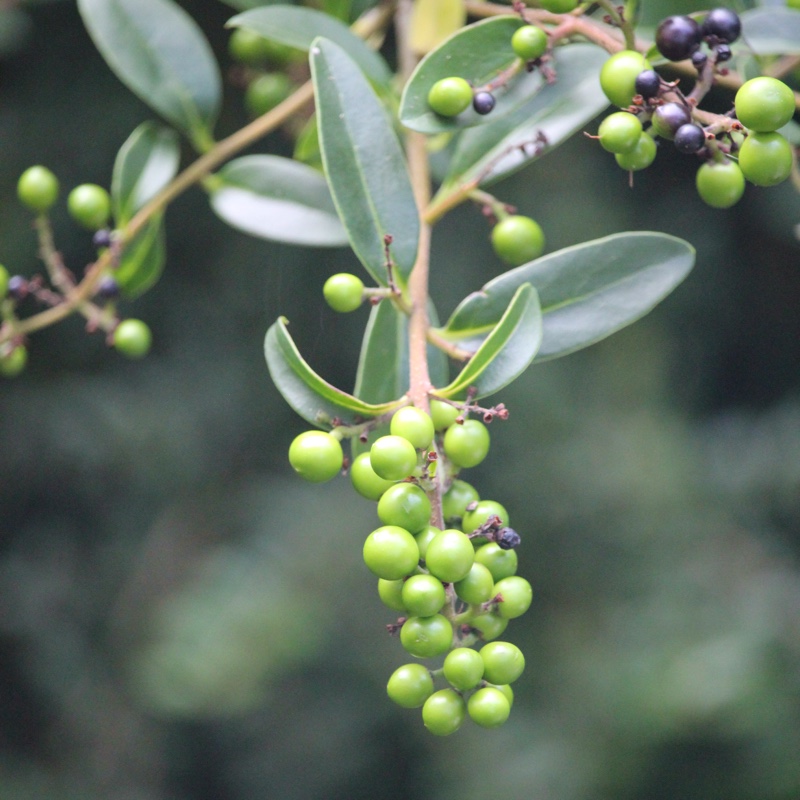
1, 1, 800, 798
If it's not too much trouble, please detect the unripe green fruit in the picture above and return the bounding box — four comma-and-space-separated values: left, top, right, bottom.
228, 27, 275, 65
511, 25, 548, 61
468, 686, 511, 728
323, 273, 364, 313
245, 73, 293, 117
453, 562, 496, 604
597, 112, 643, 154
462, 499, 509, 535
387, 663, 434, 708
414, 525, 441, 559
442, 479, 480, 525
615, 132, 657, 172
424, 528, 475, 583
443, 419, 490, 469
401, 574, 447, 616
288, 430, 343, 482
377, 578, 407, 612
443, 647, 485, 690
735, 77, 795, 132
469, 611, 508, 641
695, 159, 746, 208
17, 165, 59, 213
474, 542, 518, 581
400, 614, 453, 658
430, 398, 459, 431
390, 406, 435, 450
737, 131, 794, 187
350, 452, 395, 500
491, 215, 545, 265
480, 640, 525, 684
377, 482, 432, 534
600, 50, 650, 108
113, 319, 152, 359
428, 77, 473, 117
67, 184, 111, 230
0, 345, 28, 378
493, 575, 533, 619
363, 525, 420, 580
422, 688, 466, 736
489, 682, 514, 707
0, 264, 9, 299
370, 435, 419, 480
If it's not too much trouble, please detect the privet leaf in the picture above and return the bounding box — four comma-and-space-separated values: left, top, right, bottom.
227, 5, 391, 85
265, 317, 403, 427
209, 155, 348, 247
438, 233, 695, 362
741, 7, 800, 55
77, 0, 221, 145
116, 217, 166, 299
441, 44, 609, 190
112, 122, 180, 225
399, 16, 539, 134
438, 283, 541, 399
310, 37, 420, 285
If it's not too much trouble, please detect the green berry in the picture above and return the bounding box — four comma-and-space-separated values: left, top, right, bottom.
474, 542, 518, 581
113, 319, 152, 359
414, 525, 441, 559
493, 575, 533, 619
735, 77, 795, 133
0, 345, 28, 378
0, 264, 9, 299
350, 451, 395, 500
695, 159, 746, 208
390, 406, 435, 450
737, 131, 794, 187
489, 682, 514, 707
424, 528, 475, 583
430, 399, 459, 431
363, 525, 420, 580
245, 73, 293, 117
377, 578, 407, 612
370, 435, 419, 481
615, 132, 657, 171
511, 25, 548, 61
288, 430, 343, 482
428, 77, 473, 117
67, 184, 111, 230
454, 562, 496, 604
400, 614, 453, 658
462, 499, 509, 535
468, 686, 511, 728
387, 663, 434, 708
442, 479, 480, 526
377, 482, 432, 534
443, 419, 490, 469
422, 688, 466, 736
480, 641, 525, 684
17, 166, 59, 213
597, 112, 643, 154
600, 50, 650, 108
401, 574, 447, 617
491, 215, 545, 266
539, 0, 579, 10
323, 273, 364, 313
443, 647, 485, 690
469, 611, 508, 641
228, 27, 276, 65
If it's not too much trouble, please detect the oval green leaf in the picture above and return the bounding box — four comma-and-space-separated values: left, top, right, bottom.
741, 7, 800, 56
310, 37, 420, 285
438, 283, 541, 400
399, 16, 539, 134
112, 122, 180, 225
440, 43, 609, 190
116, 216, 166, 299
437, 232, 695, 362
265, 317, 403, 427
209, 155, 348, 247
227, 5, 391, 85
77, 0, 221, 145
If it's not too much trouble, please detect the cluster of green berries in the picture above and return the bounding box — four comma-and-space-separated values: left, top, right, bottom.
594, 8, 796, 208
288, 400, 532, 734
228, 27, 297, 118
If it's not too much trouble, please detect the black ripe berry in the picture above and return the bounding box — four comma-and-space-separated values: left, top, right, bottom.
472, 91, 496, 115
634, 69, 661, 100
715, 44, 732, 63
652, 102, 693, 140
674, 123, 706, 154
93, 229, 113, 249
655, 15, 702, 61
7, 275, 27, 301
702, 7, 741, 44
96, 276, 120, 300
691, 51, 708, 71
497, 528, 521, 550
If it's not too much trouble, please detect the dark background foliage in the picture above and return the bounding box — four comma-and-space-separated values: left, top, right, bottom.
1, 1, 799, 798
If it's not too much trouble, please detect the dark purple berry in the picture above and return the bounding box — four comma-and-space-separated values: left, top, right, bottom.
674, 123, 706, 154
497, 528, 521, 550
691, 50, 708, 71
701, 8, 741, 44
93, 229, 113, 249
634, 69, 661, 99
652, 102, 693, 140
96, 276, 120, 300
472, 91, 496, 115
715, 44, 732, 63
7, 275, 27, 301
655, 15, 702, 61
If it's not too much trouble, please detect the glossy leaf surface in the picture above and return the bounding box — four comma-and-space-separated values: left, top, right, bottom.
438, 233, 695, 362
741, 7, 800, 55
78, 0, 221, 143
310, 37, 419, 284
116, 217, 166, 299
209, 155, 348, 247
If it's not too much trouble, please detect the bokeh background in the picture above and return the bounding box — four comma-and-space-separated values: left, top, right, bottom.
1, 1, 800, 798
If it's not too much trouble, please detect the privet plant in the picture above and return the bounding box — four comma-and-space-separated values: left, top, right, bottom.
1, 0, 798, 733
